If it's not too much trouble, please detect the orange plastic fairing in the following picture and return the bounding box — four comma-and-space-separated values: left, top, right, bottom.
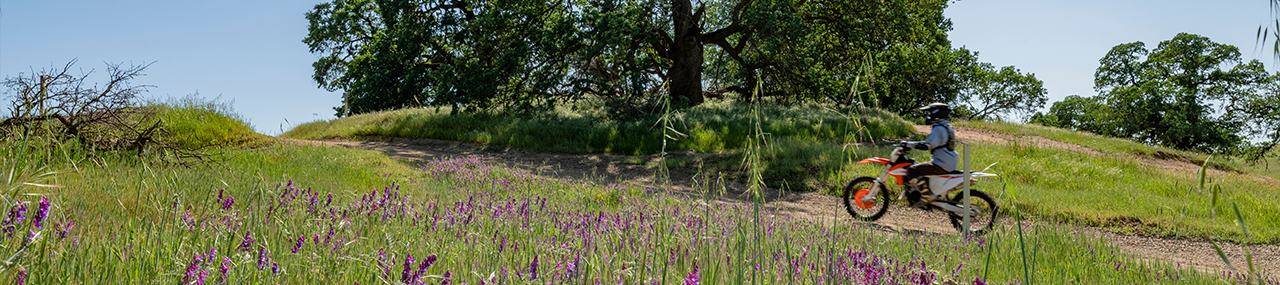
856, 157, 891, 165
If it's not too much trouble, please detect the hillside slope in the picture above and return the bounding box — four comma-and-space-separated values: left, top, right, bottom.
284, 103, 1280, 244
298, 133, 1280, 279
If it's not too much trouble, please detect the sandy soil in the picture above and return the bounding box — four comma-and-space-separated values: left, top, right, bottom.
291, 128, 1278, 279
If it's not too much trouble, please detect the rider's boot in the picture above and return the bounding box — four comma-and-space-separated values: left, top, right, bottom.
909, 179, 934, 208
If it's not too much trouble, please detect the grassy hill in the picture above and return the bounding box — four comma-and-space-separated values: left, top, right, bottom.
282, 98, 915, 155
284, 98, 1280, 244
0, 98, 1265, 283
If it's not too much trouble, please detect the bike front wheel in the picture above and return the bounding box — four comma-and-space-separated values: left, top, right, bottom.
842, 176, 891, 221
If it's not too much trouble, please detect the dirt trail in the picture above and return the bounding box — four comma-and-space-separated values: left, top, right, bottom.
293, 132, 1278, 279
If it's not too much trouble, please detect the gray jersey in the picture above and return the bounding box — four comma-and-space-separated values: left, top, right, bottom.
922, 121, 959, 171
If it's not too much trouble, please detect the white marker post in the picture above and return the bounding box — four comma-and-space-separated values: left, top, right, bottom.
962, 143, 971, 234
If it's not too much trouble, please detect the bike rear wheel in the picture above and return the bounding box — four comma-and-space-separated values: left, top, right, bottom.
946, 189, 998, 236
842, 176, 890, 221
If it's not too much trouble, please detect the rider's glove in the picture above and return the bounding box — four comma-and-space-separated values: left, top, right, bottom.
913, 143, 930, 151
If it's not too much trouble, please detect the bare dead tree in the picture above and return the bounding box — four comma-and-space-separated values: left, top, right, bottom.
2, 60, 215, 164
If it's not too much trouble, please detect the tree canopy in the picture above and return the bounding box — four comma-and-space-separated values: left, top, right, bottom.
953, 62, 1047, 122
1033, 33, 1279, 154
304, 0, 1030, 119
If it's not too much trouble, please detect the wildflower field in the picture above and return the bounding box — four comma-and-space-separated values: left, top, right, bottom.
285, 99, 1280, 244
3, 141, 1273, 284
0, 97, 1273, 284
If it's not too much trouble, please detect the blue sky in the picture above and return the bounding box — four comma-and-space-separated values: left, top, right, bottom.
947, 0, 1276, 102
2, 0, 1275, 135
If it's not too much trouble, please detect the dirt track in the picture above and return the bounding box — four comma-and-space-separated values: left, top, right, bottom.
293, 126, 1278, 279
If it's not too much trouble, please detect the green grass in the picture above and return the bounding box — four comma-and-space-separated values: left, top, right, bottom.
941, 121, 1280, 242
282, 98, 915, 155
0, 138, 1251, 284
650, 118, 1280, 243
3, 98, 1265, 283
960, 141, 1280, 243
1232, 148, 1280, 180
955, 120, 1254, 174
150, 96, 270, 149
285, 100, 1280, 244
671, 137, 1279, 243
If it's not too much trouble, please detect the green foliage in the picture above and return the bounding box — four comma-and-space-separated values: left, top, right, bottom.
705, 0, 998, 117
1227, 74, 1280, 163
304, 0, 581, 116
707, 0, 975, 114
283, 97, 915, 155
304, 0, 991, 117
1034, 33, 1274, 154
955, 63, 1047, 122
1030, 94, 1109, 132
150, 96, 267, 149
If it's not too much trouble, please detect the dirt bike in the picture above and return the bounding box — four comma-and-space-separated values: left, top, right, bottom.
842, 141, 1000, 235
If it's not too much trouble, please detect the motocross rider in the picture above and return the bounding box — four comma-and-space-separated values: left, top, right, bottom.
900, 103, 958, 208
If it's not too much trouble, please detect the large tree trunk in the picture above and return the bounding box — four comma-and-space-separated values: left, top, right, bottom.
669, 0, 705, 105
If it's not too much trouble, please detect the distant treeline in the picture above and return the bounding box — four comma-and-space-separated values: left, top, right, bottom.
1031, 33, 1280, 158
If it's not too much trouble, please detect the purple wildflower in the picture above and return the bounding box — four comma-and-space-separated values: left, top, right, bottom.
567, 255, 579, 276
238, 230, 255, 252
442, 271, 453, 285
57, 220, 74, 239
422, 254, 438, 269
4, 201, 28, 235
182, 255, 202, 284
400, 253, 416, 283
529, 255, 539, 280
220, 257, 232, 281
973, 277, 987, 285
684, 265, 699, 285
207, 246, 218, 263
377, 250, 391, 278
272, 262, 280, 275
292, 235, 305, 253
221, 196, 235, 210
257, 247, 269, 271
412, 254, 437, 282
197, 270, 209, 285
16, 268, 25, 285
34, 197, 49, 229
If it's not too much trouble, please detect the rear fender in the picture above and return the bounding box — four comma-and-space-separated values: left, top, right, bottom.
970, 172, 999, 178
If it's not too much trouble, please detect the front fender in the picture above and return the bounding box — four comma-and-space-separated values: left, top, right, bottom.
856, 157, 891, 165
